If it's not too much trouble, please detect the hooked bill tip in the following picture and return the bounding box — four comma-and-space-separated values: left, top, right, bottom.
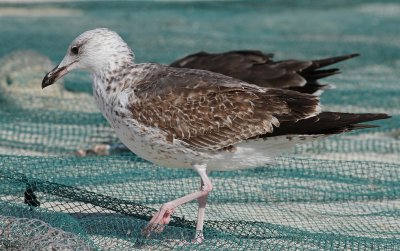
42, 72, 53, 89
42, 65, 67, 89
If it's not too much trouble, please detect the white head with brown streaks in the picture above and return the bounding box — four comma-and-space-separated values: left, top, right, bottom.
42, 28, 134, 88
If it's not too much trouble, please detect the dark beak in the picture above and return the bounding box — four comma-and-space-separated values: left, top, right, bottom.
42, 65, 68, 89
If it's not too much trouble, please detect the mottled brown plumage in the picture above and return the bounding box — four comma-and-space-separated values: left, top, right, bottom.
129, 66, 320, 151
170, 50, 359, 94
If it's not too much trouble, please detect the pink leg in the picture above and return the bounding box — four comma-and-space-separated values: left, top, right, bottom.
193, 192, 208, 243
193, 172, 212, 243
144, 164, 212, 235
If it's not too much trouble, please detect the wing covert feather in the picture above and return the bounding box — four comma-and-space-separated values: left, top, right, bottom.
128, 66, 320, 150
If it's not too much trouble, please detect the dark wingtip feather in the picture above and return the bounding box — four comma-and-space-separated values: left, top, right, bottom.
355, 113, 391, 121
267, 112, 390, 137
350, 124, 379, 129
308, 53, 360, 70
307, 68, 341, 79
349, 53, 361, 58
299, 54, 359, 87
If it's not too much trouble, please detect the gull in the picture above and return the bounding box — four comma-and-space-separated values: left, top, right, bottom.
42, 28, 390, 242
76, 51, 358, 156
77, 51, 358, 156
170, 50, 359, 95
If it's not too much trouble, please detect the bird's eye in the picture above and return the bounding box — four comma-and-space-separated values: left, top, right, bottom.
71, 46, 79, 55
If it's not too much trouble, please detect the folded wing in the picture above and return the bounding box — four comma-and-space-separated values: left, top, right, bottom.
128, 66, 320, 151
170, 50, 359, 95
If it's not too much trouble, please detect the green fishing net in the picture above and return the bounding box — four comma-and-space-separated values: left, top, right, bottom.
0, 1, 399, 250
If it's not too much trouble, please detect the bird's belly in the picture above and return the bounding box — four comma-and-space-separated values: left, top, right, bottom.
109, 117, 321, 171
203, 135, 323, 171
111, 118, 204, 169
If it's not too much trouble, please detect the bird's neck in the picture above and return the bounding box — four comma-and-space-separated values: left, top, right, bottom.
92, 53, 134, 105
93, 49, 134, 84
94, 51, 134, 75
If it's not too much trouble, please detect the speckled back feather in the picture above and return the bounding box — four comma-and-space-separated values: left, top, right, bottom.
129, 65, 320, 151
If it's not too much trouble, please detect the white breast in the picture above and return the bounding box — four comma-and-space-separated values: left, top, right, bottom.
93, 78, 205, 168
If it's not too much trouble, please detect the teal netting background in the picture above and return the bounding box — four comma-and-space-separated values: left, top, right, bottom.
0, 1, 399, 250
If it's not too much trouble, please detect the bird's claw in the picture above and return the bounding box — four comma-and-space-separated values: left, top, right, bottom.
143, 204, 176, 236
192, 231, 204, 244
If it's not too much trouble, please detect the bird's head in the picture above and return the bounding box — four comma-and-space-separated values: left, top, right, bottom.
42, 28, 134, 89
